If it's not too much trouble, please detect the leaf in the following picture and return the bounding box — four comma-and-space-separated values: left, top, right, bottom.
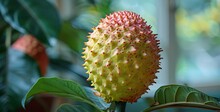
23, 77, 103, 112
56, 104, 90, 112
72, 12, 101, 31
84, 87, 110, 110
95, 0, 111, 17
59, 22, 86, 53
144, 84, 220, 112
49, 58, 89, 86
0, 37, 7, 112
12, 35, 48, 75
0, 0, 61, 45
0, 15, 9, 36
8, 49, 40, 111
72, 0, 112, 31
0, 47, 40, 112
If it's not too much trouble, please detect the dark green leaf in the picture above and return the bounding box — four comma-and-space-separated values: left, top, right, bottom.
49, 58, 89, 86
84, 87, 110, 110
0, 37, 7, 112
8, 49, 40, 110
0, 47, 40, 112
0, 0, 61, 45
56, 104, 90, 112
0, 15, 9, 36
23, 77, 103, 112
144, 84, 220, 112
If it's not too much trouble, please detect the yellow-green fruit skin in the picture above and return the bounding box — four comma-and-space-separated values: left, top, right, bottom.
82, 11, 161, 103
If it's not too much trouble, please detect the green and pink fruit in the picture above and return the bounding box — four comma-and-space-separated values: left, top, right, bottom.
82, 11, 162, 102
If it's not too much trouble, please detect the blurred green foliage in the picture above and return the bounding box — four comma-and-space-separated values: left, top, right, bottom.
1, 0, 219, 112
176, 0, 220, 86
0, 0, 113, 111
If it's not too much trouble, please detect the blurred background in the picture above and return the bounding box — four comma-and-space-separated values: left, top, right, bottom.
49, 0, 220, 96
50, 0, 220, 111
1, 0, 220, 112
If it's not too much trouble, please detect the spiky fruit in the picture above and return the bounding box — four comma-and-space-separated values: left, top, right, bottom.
12, 35, 48, 75
82, 11, 162, 102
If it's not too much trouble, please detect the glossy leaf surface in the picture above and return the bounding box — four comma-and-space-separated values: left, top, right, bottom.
144, 84, 220, 112
0, 0, 61, 44
23, 77, 102, 112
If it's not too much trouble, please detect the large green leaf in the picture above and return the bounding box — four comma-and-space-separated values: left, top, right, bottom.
56, 104, 90, 112
23, 77, 103, 112
144, 84, 220, 112
0, 0, 61, 45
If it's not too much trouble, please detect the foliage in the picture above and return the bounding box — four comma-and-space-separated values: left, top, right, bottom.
56, 104, 90, 112
0, 0, 61, 111
144, 85, 220, 112
0, 0, 219, 112
23, 77, 104, 112
0, 0, 60, 45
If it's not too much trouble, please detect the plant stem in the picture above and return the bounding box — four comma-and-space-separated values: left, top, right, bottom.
5, 27, 12, 48
115, 101, 126, 112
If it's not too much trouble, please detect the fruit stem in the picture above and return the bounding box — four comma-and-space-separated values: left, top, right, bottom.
115, 101, 126, 112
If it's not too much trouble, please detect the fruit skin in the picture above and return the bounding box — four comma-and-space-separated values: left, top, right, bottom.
82, 11, 162, 102
12, 35, 48, 75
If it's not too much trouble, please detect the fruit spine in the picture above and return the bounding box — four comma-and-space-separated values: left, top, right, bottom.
82, 11, 162, 102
